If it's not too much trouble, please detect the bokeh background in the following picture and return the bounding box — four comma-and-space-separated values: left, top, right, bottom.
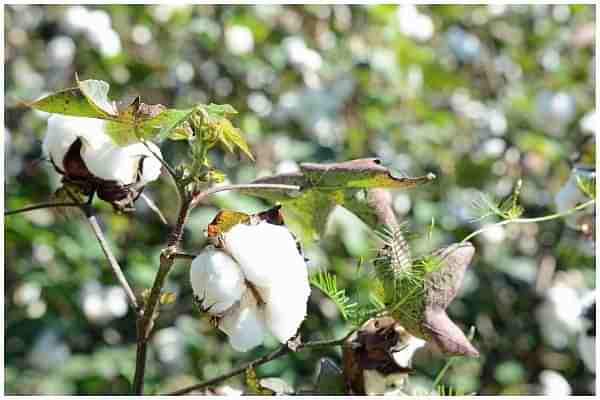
4, 4, 596, 395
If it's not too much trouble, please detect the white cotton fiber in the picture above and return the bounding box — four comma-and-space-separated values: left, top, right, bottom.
190, 246, 246, 314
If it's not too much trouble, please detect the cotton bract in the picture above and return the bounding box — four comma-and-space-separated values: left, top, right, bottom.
190, 221, 311, 352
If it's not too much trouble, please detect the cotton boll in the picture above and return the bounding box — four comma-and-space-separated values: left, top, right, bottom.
133, 142, 163, 183
82, 141, 163, 185
224, 222, 306, 287
219, 292, 266, 352
262, 278, 310, 343
84, 144, 138, 184
190, 246, 246, 314
392, 335, 427, 369
43, 115, 110, 170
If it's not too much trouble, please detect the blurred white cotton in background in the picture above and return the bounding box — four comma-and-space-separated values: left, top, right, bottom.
62, 6, 122, 58
579, 110, 596, 134
226, 25, 254, 55
396, 5, 434, 42
538, 370, 572, 395
27, 330, 71, 370
46, 36, 75, 66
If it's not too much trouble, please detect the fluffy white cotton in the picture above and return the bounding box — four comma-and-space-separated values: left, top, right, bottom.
43, 115, 163, 185
262, 279, 310, 343
392, 335, 427, 369
191, 221, 310, 351
219, 292, 266, 352
190, 246, 246, 314
83, 141, 162, 185
43, 115, 110, 170
224, 221, 306, 287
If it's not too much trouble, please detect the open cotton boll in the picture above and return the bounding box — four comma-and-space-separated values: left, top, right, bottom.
391, 335, 426, 369
190, 246, 246, 314
224, 222, 306, 287
262, 280, 310, 343
83, 142, 163, 185
219, 292, 266, 352
132, 142, 163, 184
43, 115, 110, 170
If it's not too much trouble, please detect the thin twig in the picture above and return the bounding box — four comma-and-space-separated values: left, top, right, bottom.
82, 206, 141, 314
141, 139, 182, 197
462, 199, 595, 243
172, 252, 197, 261
190, 183, 301, 208
166, 331, 355, 395
4, 201, 85, 216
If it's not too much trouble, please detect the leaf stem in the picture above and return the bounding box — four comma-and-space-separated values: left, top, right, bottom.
461, 199, 595, 243
166, 331, 355, 395
190, 183, 301, 208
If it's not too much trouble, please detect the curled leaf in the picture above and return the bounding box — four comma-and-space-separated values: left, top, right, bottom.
241, 158, 435, 236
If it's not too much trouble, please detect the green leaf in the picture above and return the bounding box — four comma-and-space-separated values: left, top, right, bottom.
150, 108, 195, 141
309, 270, 358, 321
76, 78, 118, 117
214, 117, 255, 160
29, 87, 106, 118
204, 103, 238, 116
241, 158, 435, 236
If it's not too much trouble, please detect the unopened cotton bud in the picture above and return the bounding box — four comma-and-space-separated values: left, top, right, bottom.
190, 246, 245, 314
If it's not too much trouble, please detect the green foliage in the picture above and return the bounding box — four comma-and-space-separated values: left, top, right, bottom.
5, 4, 596, 395
309, 270, 358, 322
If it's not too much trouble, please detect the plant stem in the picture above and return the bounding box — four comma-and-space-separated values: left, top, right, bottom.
461, 199, 595, 243
82, 205, 140, 314
190, 183, 301, 208
166, 331, 355, 395
132, 198, 192, 394
4, 201, 85, 216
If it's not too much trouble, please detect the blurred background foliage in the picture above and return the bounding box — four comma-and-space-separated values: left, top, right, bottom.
4, 4, 596, 395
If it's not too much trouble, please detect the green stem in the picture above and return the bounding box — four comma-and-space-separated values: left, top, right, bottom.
462, 199, 595, 243
4, 201, 85, 216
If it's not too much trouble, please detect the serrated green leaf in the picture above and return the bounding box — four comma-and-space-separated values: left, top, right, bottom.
214, 117, 254, 160
150, 108, 195, 141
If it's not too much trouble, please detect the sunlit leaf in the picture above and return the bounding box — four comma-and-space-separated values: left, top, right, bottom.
29, 87, 105, 118
206, 209, 251, 237
76, 78, 118, 117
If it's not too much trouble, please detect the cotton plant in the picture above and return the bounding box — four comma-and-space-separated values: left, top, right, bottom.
7, 77, 597, 395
